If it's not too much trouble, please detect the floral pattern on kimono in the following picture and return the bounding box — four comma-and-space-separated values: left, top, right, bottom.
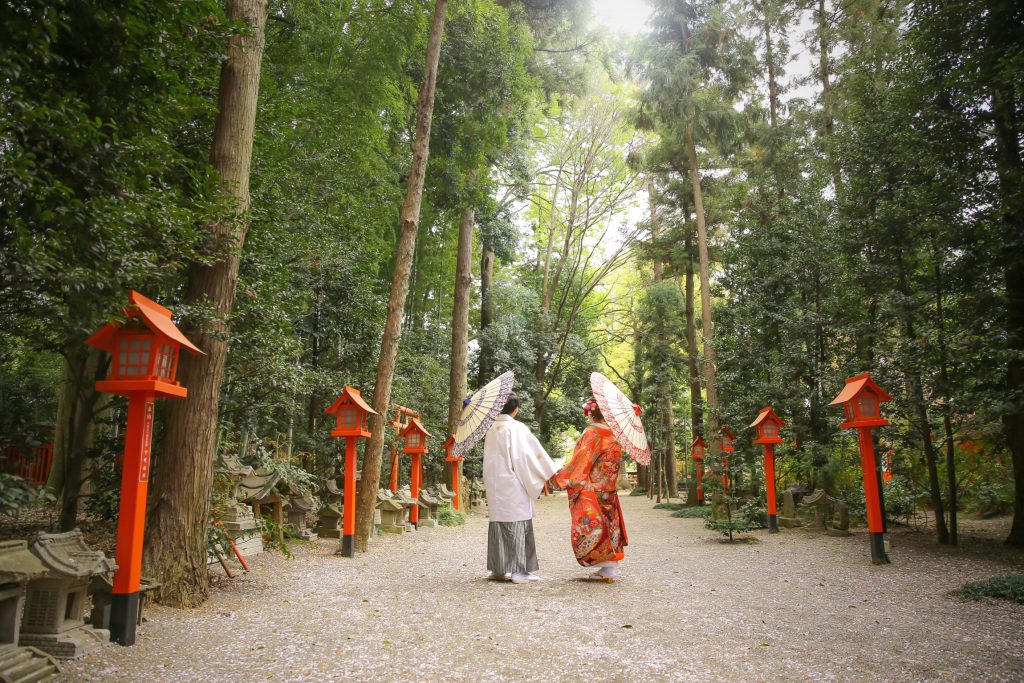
553, 423, 628, 567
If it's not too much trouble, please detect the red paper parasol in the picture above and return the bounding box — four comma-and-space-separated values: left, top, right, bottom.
590, 371, 650, 465
452, 371, 515, 459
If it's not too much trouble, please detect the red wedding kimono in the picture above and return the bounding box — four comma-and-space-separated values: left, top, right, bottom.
553, 423, 628, 566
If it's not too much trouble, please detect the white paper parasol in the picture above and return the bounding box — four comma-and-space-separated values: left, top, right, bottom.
590, 371, 651, 465
452, 371, 515, 459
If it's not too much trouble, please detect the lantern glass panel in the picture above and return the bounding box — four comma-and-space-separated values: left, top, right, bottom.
408, 433, 421, 448
339, 407, 358, 430
156, 344, 177, 380
857, 396, 879, 418
118, 337, 152, 377
763, 423, 778, 438
693, 445, 704, 457
844, 402, 856, 421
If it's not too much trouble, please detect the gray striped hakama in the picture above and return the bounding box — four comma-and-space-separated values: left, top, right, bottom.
487, 520, 539, 575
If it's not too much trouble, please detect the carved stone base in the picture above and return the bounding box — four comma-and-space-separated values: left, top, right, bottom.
19, 626, 108, 660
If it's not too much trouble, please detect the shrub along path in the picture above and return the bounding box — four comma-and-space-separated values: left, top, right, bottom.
66, 494, 1024, 682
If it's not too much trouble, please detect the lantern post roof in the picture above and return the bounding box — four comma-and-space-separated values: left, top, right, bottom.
829, 372, 893, 406
749, 406, 786, 429
690, 436, 706, 456
29, 530, 117, 579
0, 539, 47, 583
400, 418, 432, 439
85, 290, 202, 355
325, 386, 378, 416
720, 425, 737, 440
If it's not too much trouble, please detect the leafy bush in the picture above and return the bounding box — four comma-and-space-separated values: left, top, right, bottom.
653, 502, 686, 511
670, 506, 709, 518
882, 478, 916, 524
954, 573, 1024, 604
437, 503, 466, 527
971, 481, 1013, 517
738, 499, 768, 529
704, 515, 760, 538
629, 487, 647, 496
0, 474, 54, 518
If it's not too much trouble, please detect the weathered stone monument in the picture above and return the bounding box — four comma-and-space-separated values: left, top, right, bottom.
417, 488, 440, 528
376, 490, 407, 534
779, 489, 799, 528
21, 531, 115, 659
801, 489, 830, 531
215, 454, 263, 557
316, 475, 344, 539
0, 540, 60, 681
286, 489, 319, 541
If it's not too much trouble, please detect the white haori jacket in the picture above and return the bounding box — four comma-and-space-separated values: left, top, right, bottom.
482, 414, 558, 522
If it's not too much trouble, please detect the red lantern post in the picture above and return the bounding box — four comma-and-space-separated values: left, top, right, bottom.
443, 435, 463, 511
325, 386, 377, 557
400, 419, 432, 528
719, 425, 736, 493
830, 372, 893, 564
750, 407, 785, 533
387, 404, 418, 492
690, 436, 706, 506
85, 291, 202, 646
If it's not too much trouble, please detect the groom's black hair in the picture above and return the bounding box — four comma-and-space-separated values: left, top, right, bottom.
500, 393, 519, 415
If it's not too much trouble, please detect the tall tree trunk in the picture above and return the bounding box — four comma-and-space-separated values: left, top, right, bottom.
446, 200, 474, 489
896, 257, 949, 544
355, 0, 448, 552
684, 228, 703, 437
648, 176, 676, 497
686, 122, 720, 442
49, 345, 107, 530
991, 79, 1024, 545
477, 244, 495, 387
144, 0, 267, 608
816, 0, 843, 195
934, 256, 958, 545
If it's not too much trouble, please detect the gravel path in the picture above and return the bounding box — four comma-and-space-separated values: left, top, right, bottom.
64, 494, 1024, 682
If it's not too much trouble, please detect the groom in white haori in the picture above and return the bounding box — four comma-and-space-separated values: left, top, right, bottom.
482, 393, 558, 584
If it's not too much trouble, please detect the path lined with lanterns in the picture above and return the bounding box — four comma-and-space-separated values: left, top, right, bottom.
64, 492, 1024, 682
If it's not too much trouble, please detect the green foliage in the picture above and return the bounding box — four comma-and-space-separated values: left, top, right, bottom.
954, 573, 1024, 605
670, 506, 709, 518
704, 514, 760, 539
437, 503, 467, 527
972, 481, 1014, 518
0, 474, 55, 519
737, 499, 768, 530
629, 487, 648, 496
653, 502, 686, 511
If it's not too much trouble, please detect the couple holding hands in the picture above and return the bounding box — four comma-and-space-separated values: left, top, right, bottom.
482, 392, 628, 584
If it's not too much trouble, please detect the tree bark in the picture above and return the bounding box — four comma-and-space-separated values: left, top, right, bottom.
991, 79, 1024, 546
446, 200, 474, 489
49, 345, 107, 530
144, 0, 267, 608
686, 122, 720, 443
648, 176, 676, 497
684, 229, 703, 438
896, 256, 949, 544
477, 245, 495, 387
355, 0, 448, 552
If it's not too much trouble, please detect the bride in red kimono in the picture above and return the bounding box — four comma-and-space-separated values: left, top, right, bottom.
553, 399, 628, 582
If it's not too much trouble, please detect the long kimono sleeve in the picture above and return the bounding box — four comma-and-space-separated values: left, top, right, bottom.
554, 428, 601, 489
509, 425, 558, 500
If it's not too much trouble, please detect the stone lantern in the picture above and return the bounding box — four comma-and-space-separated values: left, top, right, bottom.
84, 291, 201, 646
690, 436, 706, 506
21, 531, 116, 659
0, 540, 59, 681
830, 372, 893, 564
325, 386, 378, 557
400, 418, 432, 529
750, 406, 785, 533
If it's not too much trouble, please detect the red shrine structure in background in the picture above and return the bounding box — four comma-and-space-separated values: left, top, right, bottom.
690, 436, 706, 506
85, 290, 202, 646
751, 406, 785, 534
400, 418, 432, 528
326, 386, 377, 558
830, 372, 892, 564
443, 435, 463, 511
